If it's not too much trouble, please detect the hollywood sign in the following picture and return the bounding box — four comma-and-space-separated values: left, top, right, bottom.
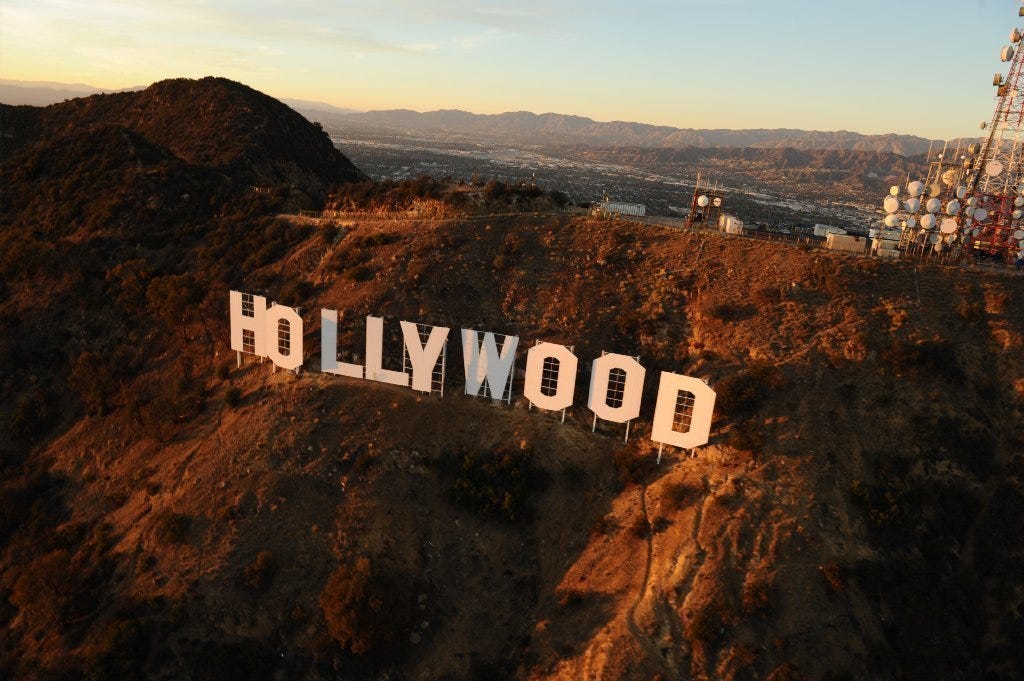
229, 291, 715, 450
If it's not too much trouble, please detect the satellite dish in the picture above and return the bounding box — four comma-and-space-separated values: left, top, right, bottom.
1015, 210, 1023, 219
1015, 196, 1024, 207
907, 180, 925, 197
940, 218, 958, 234
921, 214, 937, 229
974, 208, 989, 222
713, 197, 722, 207
884, 214, 901, 228
905, 198, 921, 212
981, 121, 988, 130
906, 216, 917, 229
697, 195, 709, 207
968, 143, 981, 155
946, 199, 961, 215
941, 169, 958, 187
1019, 238, 1024, 248
926, 197, 942, 213
928, 183, 943, 197
945, 234, 957, 244
1002, 45, 1016, 62
884, 196, 900, 213
955, 186, 967, 200
986, 160, 1005, 176
929, 233, 941, 244
1013, 28, 1022, 43
1014, 229, 1024, 239
968, 196, 979, 207
889, 185, 900, 196
972, 228, 980, 237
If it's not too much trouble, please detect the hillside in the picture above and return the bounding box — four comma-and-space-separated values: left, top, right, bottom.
336, 108, 945, 155
1, 77, 365, 204
2, 80, 1024, 681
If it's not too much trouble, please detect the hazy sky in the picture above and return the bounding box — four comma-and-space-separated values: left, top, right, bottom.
1, 0, 1020, 138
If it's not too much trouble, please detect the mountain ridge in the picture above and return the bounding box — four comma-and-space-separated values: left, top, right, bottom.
338, 107, 953, 155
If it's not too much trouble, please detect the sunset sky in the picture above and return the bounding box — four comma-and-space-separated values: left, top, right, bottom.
0, 0, 1019, 138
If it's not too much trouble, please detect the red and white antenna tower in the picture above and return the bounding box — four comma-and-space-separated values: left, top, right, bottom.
882, 3, 1024, 263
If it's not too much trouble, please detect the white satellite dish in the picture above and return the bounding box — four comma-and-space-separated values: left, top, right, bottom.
884, 196, 900, 213
968, 196, 979, 207
906, 216, 917, 229
713, 197, 722, 207
1015, 210, 1023, 219
905, 198, 921, 212
884, 214, 901, 228
972, 228, 981, 237
929, 183, 943, 197
975, 208, 989, 222
946, 199, 961, 215
926, 198, 942, 213
929, 233, 941, 244
907, 180, 925, 197
921, 214, 937, 229
940, 218, 958, 234
697, 195, 709, 207
956, 185, 967, 199
889, 185, 900, 196
1013, 28, 1022, 43
945, 234, 957, 244
1002, 45, 1016, 62
1019, 238, 1024, 248
1014, 229, 1024, 239
1015, 196, 1024, 207
986, 160, 1005, 176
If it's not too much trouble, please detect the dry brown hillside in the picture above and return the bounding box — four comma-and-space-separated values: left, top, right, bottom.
3, 213, 1023, 681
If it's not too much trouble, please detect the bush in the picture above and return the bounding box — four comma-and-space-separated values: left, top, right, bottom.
278, 279, 313, 306
612, 446, 659, 488
242, 551, 274, 592
153, 510, 190, 545
715, 363, 788, 418
753, 285, 783, 305
319, 556, 409, 656
443, 444, 540, 522
347, 263, 377, 282
225, 386, 242, 407
663, 481, 692, 508
9, 389, 58, 439
69, 351, 119, 415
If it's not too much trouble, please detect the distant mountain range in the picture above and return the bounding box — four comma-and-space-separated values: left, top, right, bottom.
337, 108, 950, 156
2, 78, 963, 156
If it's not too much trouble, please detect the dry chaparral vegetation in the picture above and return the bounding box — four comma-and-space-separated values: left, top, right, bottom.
2, 77, 1024, 681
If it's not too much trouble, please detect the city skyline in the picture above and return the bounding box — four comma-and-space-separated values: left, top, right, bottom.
1, 0, 1020, 139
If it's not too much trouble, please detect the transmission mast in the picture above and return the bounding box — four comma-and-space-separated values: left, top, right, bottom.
882, 4, 1024, 263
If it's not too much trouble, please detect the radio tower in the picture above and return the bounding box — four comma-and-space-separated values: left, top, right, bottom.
882, 4, 1024, 264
